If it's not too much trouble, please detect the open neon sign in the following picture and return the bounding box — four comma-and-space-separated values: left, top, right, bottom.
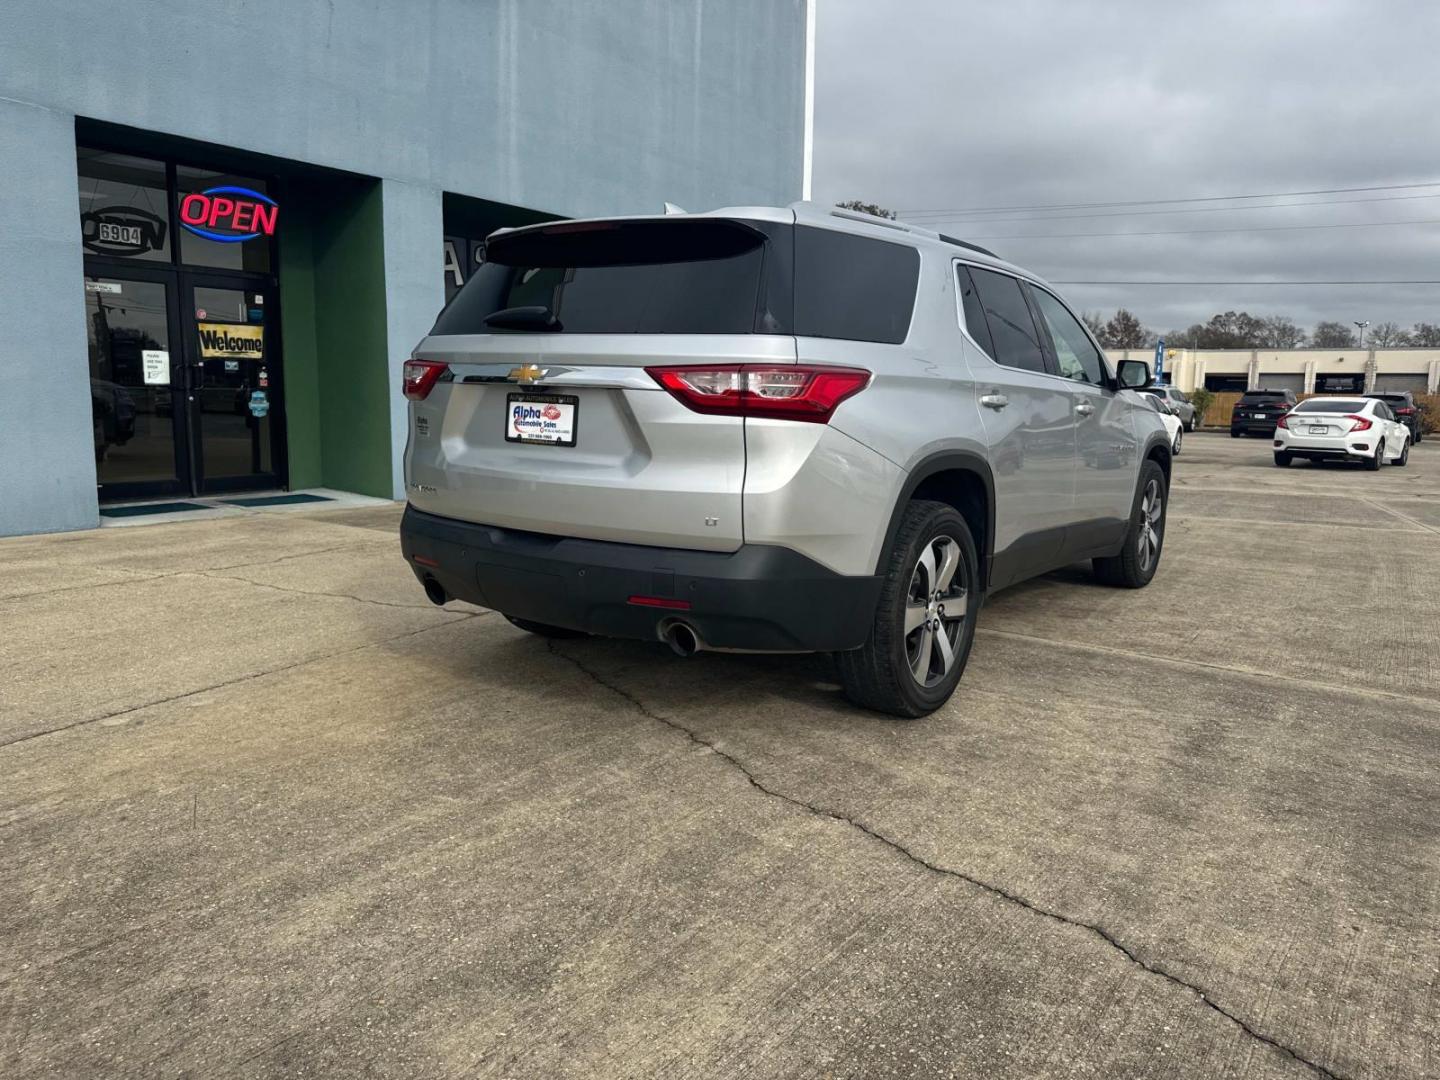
179, 186, 278, 243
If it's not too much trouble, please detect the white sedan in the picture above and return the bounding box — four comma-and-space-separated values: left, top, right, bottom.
1273, 396, 1412, 469
1137, 392, 1183, 455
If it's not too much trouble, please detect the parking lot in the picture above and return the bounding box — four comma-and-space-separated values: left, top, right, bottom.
3, 434, 1437, 1079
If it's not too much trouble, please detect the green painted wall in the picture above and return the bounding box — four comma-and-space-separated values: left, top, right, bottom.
277, 177, 392, 498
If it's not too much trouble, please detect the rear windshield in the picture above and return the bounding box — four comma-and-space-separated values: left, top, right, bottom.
1239, 392, 1288, 403
430, 219, 920, 344
1294, 399, 1367, 413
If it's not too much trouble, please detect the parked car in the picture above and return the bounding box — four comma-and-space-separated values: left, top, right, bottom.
1274, 396, 1411, 469
1140, 385, 1197, 430
1230, 389, 1297, 437
400, 203, 1173, 717
1138, 393, 1183, 455
1364, 391, 1424, 444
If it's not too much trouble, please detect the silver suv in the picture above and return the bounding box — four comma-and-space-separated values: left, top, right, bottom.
401, 203, 1171, 716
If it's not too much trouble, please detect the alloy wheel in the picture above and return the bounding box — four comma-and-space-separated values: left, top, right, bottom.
904, 535, 968, 687
1137, 478, 1163, 572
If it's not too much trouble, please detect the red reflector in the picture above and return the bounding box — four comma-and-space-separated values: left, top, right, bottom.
412, 555, 440, 568
403, 359, 449, 401
645, 364, 871, 423
627, 595, 692, 610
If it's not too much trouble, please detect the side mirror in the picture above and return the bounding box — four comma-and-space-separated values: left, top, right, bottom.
1117, 360, 1152, 389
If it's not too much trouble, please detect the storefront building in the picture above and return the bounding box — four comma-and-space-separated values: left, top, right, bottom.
2, 0, 810, 536
1106, 348, 1440, 395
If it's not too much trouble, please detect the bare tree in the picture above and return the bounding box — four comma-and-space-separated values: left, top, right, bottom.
1367, 321, 1410, 347
1083, 311, 1111, 346
1257, 316, 1306, 348
1104, 309, 1152, 349
1311, 321, 1357, 348
1408, 322, 1440, 347
835, 200, 896, 220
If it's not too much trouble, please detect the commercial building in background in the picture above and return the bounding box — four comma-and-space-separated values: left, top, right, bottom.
0, 0, 811, 537
1106, 348, 1440, 395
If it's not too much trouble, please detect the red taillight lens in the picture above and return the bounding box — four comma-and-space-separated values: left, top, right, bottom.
1397, 406, 1415, 415
1276, 414, 1289, 429
1344, 414, 1372, 432
403, 359, 449, 401
645, 364, 871, 423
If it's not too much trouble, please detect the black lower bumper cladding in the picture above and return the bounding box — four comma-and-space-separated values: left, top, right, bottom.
400, 506, 882, 652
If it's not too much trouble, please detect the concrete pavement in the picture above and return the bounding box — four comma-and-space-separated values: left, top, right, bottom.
2, 436, 1437, 1079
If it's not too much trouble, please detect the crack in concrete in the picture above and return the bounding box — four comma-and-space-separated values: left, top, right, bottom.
190, 567, 447, 610
547, 641, 1348, 1080
0, 614, 488, 751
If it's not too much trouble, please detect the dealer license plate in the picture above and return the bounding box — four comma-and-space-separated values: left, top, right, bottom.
1308, 426, 1328, 435
506, 393, 578, 446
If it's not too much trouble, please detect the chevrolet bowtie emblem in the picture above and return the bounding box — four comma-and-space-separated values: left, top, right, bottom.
508, 364, 548, 385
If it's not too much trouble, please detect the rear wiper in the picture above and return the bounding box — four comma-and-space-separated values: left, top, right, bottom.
483, 306, 563, 332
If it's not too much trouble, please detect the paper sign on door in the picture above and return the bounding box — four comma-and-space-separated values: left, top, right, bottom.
141, 350, 170, 385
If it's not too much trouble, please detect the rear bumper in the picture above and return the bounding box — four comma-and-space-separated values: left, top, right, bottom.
1231, 416, 1282, 433
400, 505, 882, 652
1275, 433, 1376, 458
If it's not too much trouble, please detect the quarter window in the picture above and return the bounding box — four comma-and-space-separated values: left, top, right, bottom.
955, 264, 995, 358
967, 267, 1047, 374
1031, 287, 1106, 385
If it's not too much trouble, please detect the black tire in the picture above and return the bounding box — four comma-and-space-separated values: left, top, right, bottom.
834, 500, 979, 719
1230, 430, 1241, 439
504, 615, 588, 639
1395, 439, 1410, 467
1366, 440, 1384, 471
1093, 460, 1167, 589
1172, 428, 1183, 456
1274, 452, 1292, 467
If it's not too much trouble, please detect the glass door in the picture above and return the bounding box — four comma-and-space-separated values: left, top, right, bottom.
180, 277, 284, 493
85, 270, 190, 500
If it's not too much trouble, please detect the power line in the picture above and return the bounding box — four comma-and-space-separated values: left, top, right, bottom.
898, 180, 1440, 218
1051, 279, 1440, 286
899, 191, 1440, 226
964, 217, 1440, 241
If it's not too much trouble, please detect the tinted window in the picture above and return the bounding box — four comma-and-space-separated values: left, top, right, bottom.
1031, 287, 1106, 384
1239, 392, 1287, 404
793, 227, 918, 344
1293, 399, 1368, 413
968, 267, 1047, 373
955, 265, 995, 357
77, 149, 171, 263
433, 220, 773, 335
1167, 388, 1189, 403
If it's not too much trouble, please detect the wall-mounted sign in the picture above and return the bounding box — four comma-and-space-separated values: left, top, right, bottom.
81, 206, 168, 256
179, 186, 278, 243
197, 321, 263, 359
142, 350, 171, 385
85, 280, 123, 295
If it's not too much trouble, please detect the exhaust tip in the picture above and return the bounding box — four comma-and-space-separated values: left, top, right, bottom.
662, 620, 701, 658
422, 576, 448, 607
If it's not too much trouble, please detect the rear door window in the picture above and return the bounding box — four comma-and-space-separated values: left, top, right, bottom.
432, 219, 776, 335
792, 227, 919, 344
967, 267, 1049, 374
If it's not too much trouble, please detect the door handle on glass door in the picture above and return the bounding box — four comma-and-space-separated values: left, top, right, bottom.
979, 393, 1009, 410
1075, 401, 1095, 416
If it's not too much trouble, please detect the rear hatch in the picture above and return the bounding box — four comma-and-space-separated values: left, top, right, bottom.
1236, 394, 1290, 420
404, 217, 795, 552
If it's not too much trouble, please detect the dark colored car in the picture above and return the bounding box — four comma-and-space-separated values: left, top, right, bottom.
1230, 389, 1297, 437
1365, 392, 1424, 444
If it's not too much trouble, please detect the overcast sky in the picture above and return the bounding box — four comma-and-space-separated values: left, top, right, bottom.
813, 0, 1440, 336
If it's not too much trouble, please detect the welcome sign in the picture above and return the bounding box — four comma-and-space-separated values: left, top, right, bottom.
197, 322, 263, 359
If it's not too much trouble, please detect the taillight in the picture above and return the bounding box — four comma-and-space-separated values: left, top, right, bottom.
645, 364, 871, 423
1276, 414, 1289, 429
1397, 407, 1415, 415
1344, 414, 1372, 432
402, 359, 449, 401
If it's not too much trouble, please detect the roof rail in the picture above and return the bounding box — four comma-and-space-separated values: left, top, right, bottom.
825, 206, 941, 239
938, 233, 999, 259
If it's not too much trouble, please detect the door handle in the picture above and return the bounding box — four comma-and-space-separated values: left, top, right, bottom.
980, 393, 1009, 410
1075, 401, 1095, 417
